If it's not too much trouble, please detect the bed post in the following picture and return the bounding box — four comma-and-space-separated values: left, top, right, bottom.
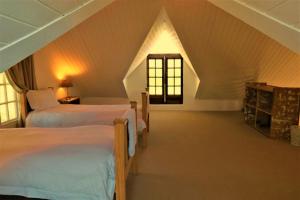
129, 101, 138, 174
130, 101, 137, 124
141, 91, 149, 132
141, 91, 149, 148
114, 118, 127, 200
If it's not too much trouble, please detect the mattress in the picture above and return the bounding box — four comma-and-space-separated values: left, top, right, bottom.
0, 125, 118, 200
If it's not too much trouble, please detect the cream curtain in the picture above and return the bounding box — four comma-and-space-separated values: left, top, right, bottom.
5, 55, 37, 126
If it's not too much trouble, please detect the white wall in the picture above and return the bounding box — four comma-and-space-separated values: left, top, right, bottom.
125, 59, 242, 111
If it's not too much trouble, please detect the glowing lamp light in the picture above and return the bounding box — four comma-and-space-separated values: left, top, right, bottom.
52, 55, 85, 80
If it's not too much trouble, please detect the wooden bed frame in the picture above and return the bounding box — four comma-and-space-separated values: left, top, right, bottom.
114, 118, 137, 200
8, 92, 139, 200
0, 118, 136, 200
141, 91, 150, 148
21, 90, 150, 148
20, 93, 139, 124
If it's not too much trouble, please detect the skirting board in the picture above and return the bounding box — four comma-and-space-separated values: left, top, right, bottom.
150, 99, 243, 111
82, 97, 130, 105
81, 97, 243, 111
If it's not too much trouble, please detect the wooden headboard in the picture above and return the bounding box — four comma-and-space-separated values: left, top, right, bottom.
20, 92, 32, 123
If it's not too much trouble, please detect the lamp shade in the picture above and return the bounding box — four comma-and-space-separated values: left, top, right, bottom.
60, 79, 73, 88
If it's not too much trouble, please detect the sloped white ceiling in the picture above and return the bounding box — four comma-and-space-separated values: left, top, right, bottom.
208, 0, 300, 54
240, 0, 300, 28
34, 0, 163, 97
0, 0, 114, 72
34, 0, 300, 100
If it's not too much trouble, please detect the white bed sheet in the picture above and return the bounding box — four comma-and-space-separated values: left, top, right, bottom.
26, 104, 139, 156
0, 125, 117, 200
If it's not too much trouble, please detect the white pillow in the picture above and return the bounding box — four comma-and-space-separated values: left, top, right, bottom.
26, 89, 59, 110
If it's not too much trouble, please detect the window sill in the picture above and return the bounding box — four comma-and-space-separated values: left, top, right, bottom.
0, 120, 18, 128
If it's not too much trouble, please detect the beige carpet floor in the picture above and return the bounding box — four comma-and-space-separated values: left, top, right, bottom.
127, 111, 300, 200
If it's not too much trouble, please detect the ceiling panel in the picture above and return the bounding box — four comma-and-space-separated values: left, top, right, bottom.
239, 0, 300, 27
209, 0, 300, 53
0, 0, 60, 27
240, 0, 287, 11
0, 0, 115, 72
0, 16, 36, 43
0, 42, 7, 48
76, 0, 90, 5
39, 0, 82, 14
267, 0, 300, 25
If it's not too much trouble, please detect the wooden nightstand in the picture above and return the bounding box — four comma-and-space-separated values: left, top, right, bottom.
58, 96, 80, 104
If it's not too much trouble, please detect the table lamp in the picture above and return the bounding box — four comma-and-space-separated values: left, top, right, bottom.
60, 78, 73, 98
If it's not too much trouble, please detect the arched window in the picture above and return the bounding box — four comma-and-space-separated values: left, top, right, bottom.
0, 72, 19, 124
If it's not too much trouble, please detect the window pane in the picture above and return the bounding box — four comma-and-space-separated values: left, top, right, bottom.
156, 87, 162, 95
0, 86, 6, 103
175, 59, 181, 68
8, 102, 17, 120
175, 87, 181, 95
149, 69, 155, 77
149, 59, 155, 68
156, 69, 162, 77
168, 69, 174, 77
149, 87, 155, 95
175, 78, 181, 86
168, 78, 174, 86
0, 73, 4, 84
168, 87, 174, 95
4, 75, 9, 83
175, 68, 181, 77
0, 104, 8, 123
156, 78, 162, 86
149, 78, 155, 86
156, 59, 162, 68
168, 59, 174, 68
6, 85, 16, 101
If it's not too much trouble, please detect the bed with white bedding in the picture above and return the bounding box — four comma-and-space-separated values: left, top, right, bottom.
26, 103, 145, 132
23, 89, 148, 148
81, 92, 150, 133
0, 122, 134, 200
25, 104, 139, 155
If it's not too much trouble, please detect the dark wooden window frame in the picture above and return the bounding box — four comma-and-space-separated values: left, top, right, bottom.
147, 54, 183, 104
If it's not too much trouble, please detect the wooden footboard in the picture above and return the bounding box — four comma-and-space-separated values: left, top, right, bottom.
114, 118, 137, 200
115, 101, 138, 200
0, 120, 137, 200
140, 91, 149, 148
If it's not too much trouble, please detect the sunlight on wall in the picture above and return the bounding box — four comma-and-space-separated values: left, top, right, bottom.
148, 29, 180, 54
123, 8, 200, 101
124, 20, 201, 107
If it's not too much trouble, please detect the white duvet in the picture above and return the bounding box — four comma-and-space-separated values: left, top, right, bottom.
0, 125, 118, 200
26, 104, 141, 156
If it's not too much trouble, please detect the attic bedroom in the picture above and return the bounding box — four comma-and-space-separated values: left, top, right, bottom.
0, 0, 299, 200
